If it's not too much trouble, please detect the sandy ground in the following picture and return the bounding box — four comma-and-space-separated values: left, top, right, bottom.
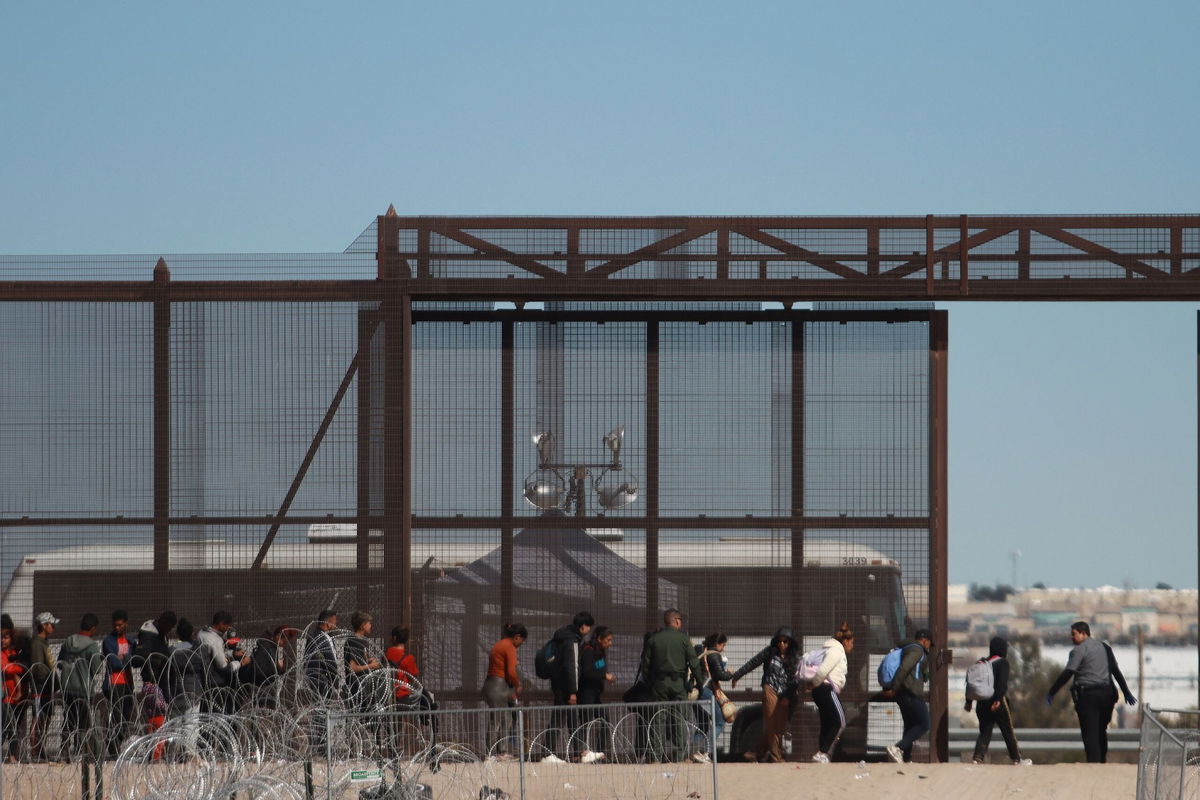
712, 762, 1136, 800
0, 760, 1139, 799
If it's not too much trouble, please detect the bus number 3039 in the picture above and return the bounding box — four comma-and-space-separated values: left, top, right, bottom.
841, 556, 868, 566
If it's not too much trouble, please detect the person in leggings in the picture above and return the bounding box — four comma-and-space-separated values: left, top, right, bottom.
805, 622, 853, 763
965, 635, 1031, 765
482, 623, 526, 759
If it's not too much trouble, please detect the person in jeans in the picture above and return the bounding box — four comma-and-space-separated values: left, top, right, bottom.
881, 628, 932, 763
730, 626, 799, 763
1046, 620, 1136, 763
965, 635, 1031, 765
692, 632, 734, 763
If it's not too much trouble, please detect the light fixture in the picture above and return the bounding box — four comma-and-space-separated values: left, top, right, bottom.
523, 468, 566, 511
602, 425, 624, 463
521, 426, 638, 515
595, 479, 638, 510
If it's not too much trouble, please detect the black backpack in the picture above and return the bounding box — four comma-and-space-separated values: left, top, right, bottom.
533, 637, 560, 680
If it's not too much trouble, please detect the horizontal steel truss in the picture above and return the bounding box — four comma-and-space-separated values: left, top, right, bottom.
4, 214, 1199, 301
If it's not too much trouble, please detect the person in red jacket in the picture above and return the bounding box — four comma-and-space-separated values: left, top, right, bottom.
1, 615, 28, 763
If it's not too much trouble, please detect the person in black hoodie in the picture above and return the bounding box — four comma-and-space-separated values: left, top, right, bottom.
542, 611, 593, 763
134, 611, 176, 740
965, 636, 1031, 765
730, 626, 799, 763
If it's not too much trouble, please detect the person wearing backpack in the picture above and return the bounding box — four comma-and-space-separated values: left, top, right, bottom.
1046, 620, 1136, 763
964, 636, 1030, 765
880, 628, 932, 764
541, 611, 593, 763
730, 626, 799, 763
802, 622, 854, 764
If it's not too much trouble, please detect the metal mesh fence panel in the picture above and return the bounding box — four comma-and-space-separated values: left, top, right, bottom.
1138, 707, 1200, 800
0, 294, 941, 769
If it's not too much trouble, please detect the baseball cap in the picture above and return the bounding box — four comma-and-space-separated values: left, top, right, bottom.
35, 612, 60, 626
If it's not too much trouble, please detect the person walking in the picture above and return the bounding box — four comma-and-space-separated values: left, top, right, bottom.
965, 635, 1031, 765
542, 611, 593, 763
577, 625, 615, 763
881, 628, 932, 764
639, 609, 704, 763
730, 626, 799, 763
691, 633, 734, 762
27, 612, 59, 761
482, 623, 526, 759
804, 622, 854, 764
1046, 621, 1136, 763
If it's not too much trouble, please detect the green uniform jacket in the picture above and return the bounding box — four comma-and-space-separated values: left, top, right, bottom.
639, 628, 704, 700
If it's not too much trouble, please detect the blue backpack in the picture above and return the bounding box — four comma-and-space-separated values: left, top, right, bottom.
877, 644, 924, 688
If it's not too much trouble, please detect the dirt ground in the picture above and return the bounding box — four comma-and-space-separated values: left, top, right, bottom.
0, 760, 1139, 799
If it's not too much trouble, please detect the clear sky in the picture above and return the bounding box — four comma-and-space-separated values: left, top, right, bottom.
2, 2, 1198, 589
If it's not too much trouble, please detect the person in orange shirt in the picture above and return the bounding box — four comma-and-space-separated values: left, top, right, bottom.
482, 623, 527, 759
386, 627, 419, 705
101, 610, 138, 759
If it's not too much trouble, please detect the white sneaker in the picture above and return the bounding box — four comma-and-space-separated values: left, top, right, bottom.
580, 750, 605, 764
812, 752, 830, 764
1013, 758, 1032, 766
886, 745, 904, 763
541, 754, 566, 764
691, 751, 712, 764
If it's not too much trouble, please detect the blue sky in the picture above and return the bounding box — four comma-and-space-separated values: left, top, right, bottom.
2, 2, 1198, 588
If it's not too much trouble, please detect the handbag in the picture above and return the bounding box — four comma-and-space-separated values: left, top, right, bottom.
714, 688, 737, 723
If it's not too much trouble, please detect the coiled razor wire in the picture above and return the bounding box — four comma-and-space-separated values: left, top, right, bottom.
1, 627, 715, 799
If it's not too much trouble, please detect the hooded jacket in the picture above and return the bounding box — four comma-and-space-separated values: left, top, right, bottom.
981, 636, 1011, 703
731, 627, 799, 695
135, 620, 173, 685
810, 637, 849, 692
58, 633, 102, 698
549, 624, 585, 695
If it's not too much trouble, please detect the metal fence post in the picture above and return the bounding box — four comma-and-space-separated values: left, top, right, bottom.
517, 705, 527, 800
710, 694, 719, 800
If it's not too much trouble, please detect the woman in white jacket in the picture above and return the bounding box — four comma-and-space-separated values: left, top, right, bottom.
806, 622, 854, 763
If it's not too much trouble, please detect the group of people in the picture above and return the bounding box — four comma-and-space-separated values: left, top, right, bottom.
0, 607, 422, 763
478, 608, 859, 767
1, 604, 1137, 767
879, 622, 1136, 766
